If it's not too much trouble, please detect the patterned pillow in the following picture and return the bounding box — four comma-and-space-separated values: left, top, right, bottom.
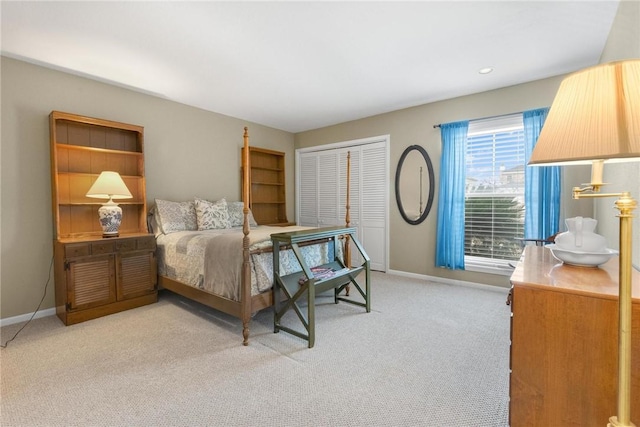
147, 206, 163, 237
227, 201, 259, 227
195, 197, 231, 230
155, 199, 198, 234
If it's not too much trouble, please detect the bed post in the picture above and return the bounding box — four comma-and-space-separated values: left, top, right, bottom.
241, 126, 252, 345
344, 151, 352, 296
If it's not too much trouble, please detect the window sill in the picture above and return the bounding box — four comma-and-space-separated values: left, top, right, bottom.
464, 257, 515, 276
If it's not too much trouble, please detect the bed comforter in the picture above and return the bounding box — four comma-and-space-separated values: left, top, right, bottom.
156, 225, 339, 301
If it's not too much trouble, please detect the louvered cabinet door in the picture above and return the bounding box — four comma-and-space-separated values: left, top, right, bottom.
67, 254, 117, 311
116, 251, 157, 300
55, 235, 157, 325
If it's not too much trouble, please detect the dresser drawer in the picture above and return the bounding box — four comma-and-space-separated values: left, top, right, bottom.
136, 237, 156, 251
65, 243, 90, 258
92, 241, 115, 255
116, 240, 137, 252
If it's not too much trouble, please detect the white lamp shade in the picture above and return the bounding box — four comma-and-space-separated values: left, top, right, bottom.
86, 171, 133, 200
529, 59, 640, 166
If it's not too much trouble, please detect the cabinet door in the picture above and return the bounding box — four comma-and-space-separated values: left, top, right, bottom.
116, 251, 157, 300
67, 255, 117, 310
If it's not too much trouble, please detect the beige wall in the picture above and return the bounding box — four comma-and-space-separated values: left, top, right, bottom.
2, 1, 635, 320
597, 0, 640, 267
0, 57, 294, 319
295, 77, 592, 288
295, 1, 638, 286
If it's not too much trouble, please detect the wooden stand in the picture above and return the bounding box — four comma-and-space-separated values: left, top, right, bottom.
271, 226, 370, 348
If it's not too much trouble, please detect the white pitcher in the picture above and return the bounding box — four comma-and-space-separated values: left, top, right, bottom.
555, 216, 607, 252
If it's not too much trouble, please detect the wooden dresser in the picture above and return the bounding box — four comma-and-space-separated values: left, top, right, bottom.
509, 246, 639, 426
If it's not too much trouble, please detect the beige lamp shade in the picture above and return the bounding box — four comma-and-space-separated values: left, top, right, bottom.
529, 59, 640, 166
86, 171, 132, 201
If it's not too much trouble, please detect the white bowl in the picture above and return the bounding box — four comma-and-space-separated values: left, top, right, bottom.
546, 244, 618, 267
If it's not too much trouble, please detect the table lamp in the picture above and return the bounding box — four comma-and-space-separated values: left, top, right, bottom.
529, 59, 639, 427
86, 171, 133, 237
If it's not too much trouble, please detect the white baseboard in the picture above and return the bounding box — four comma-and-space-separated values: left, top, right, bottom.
1, 271, 507, 327
0, 308, 56, 327
386, 269, 509, 294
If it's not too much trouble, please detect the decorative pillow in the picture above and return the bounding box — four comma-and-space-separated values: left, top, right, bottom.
155, 199, 198, 234
227, 201, 259, 227
147, 206, 163, 237
195, 197, 230, 230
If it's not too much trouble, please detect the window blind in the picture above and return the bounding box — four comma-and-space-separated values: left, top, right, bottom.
465, 115, 525, 262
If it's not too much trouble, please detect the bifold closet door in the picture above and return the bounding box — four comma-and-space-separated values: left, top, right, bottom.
298, 153, 319, 227
298, 142, 387, 272
298, 150, 340, 228
358, 142, 386, 272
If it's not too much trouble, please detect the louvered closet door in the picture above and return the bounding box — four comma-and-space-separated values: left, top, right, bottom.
299, 153, 319, 227
297, 139, 388, 272
67, 255, 117, 310
317, 150, 340, 227
360, 142, 387, 272
298, 149, 341, 227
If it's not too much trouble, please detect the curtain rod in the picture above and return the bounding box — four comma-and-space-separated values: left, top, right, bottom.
432, 109, 533, 129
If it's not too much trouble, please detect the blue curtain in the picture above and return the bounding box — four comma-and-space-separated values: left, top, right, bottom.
524, 108, 561, 239
435, 121, 469, 269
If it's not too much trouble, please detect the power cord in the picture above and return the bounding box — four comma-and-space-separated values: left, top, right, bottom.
1, 255, 54, 349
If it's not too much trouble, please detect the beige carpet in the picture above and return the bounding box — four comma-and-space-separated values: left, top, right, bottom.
1, 272, 511, 426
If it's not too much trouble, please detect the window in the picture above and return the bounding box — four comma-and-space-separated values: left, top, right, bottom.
464, 114, 525, 273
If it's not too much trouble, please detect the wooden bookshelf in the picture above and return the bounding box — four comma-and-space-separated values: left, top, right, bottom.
50, 111, 156, 325
242, 146, 289, 225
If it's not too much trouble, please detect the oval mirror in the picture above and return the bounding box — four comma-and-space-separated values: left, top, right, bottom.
395, 145, 435, 225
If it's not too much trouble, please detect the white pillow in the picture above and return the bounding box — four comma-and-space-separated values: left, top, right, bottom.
195, 198, 231, 230
227, 201, 258, 227
155, 199, 197, 234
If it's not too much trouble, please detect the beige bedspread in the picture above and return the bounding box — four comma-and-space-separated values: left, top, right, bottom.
157, 225, 338, 301
202, 225, 309, 300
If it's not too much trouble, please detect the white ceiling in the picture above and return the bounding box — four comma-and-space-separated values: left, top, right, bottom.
1, 1, 620, 133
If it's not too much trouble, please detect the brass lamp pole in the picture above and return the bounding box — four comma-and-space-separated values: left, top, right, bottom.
572, 184, 637, 427
529, 60, 639, 427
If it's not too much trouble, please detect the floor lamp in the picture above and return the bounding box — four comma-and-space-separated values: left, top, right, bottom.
529, 59, 639, 427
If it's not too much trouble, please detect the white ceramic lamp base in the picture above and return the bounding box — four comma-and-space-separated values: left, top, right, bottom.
98, 203, 123, 237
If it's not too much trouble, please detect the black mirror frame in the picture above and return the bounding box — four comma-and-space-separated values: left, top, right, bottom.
395, 145, 435, 225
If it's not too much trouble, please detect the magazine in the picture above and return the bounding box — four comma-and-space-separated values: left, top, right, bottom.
298, 266, 351, 285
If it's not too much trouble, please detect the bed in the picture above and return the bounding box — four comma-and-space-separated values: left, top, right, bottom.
151, 127, 353, 345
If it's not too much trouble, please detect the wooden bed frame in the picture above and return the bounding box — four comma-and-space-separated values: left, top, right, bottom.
157, 127, 351, 345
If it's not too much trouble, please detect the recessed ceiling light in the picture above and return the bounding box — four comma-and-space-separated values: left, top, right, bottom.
479, 67, 494, 75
